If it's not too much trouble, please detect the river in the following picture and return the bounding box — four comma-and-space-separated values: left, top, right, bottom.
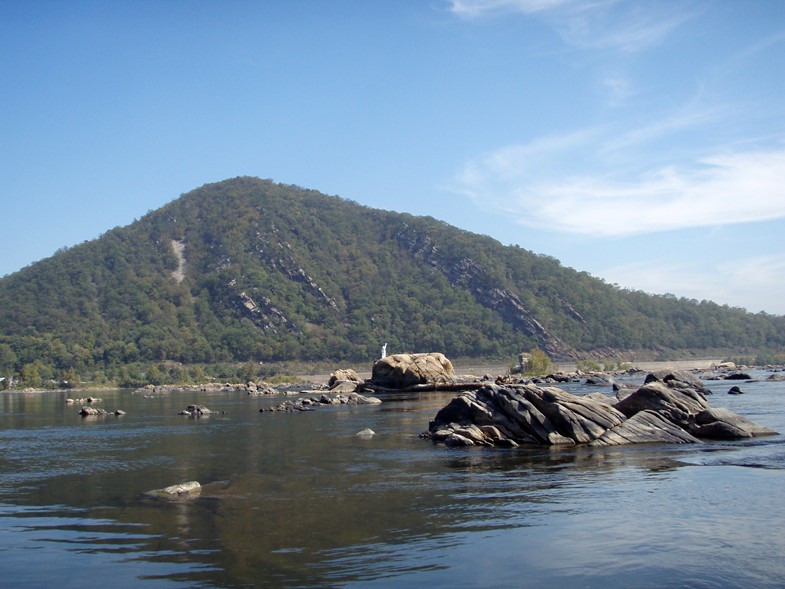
1, 370, 784, 588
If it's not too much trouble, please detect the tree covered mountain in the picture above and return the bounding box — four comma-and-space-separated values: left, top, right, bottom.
1, 177, 783, 385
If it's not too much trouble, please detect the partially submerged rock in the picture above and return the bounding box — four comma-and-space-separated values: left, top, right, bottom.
261, 392, 381, 413
80, 406, 109, 416
690, 407, 775, 439
79, 406, 125, 417
144, 481, 201, 499
179, 404, 212, 417
423, 371, 777, 448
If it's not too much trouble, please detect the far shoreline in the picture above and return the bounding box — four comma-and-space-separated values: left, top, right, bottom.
0, 358, 757, 395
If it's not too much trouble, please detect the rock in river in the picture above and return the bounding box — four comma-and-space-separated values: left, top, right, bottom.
371, 352, 456, 389
423, 370, 777, 448
144, 481, 202, 499
179, 404, 212, 417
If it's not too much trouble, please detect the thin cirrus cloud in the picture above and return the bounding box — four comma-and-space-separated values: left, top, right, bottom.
452, 139, 785, 237
449, 0, 573, 19
599, 253, 785, 313
448, 0, 696, 53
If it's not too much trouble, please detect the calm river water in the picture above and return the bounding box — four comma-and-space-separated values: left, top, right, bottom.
1, 371, 784, 588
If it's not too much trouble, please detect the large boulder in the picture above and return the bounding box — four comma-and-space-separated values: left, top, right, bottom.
613, 371, 711, 428
329, 368, 361, 392
329, 368, 360, 386
371, 352, 456, 389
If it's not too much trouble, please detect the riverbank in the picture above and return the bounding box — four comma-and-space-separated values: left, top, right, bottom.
0, 357, 758, 394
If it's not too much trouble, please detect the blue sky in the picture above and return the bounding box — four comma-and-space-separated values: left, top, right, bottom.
2, 0, 784, 314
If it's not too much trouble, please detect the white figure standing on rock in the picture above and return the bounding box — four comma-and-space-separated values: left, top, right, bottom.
381, 343, 387, 359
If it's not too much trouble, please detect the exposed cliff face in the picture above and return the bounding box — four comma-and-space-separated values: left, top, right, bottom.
252, 221, 338, 310
395, 224, 576, 359
232, 289, 295, 334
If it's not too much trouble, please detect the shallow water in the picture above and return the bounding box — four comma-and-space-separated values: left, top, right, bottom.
1, 371, 784, 588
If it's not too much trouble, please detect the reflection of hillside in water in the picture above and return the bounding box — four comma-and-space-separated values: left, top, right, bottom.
97, 434, 694, 586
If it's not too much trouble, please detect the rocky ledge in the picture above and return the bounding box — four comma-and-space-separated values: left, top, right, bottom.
422, 370, 777, 448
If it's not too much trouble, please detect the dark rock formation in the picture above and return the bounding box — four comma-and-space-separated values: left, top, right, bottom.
423, 370, 777, 448
425, 384, 627, 447
79, 405, 125, 417
614, 376, 710, 429
585, 375, 612, 386
590, 410, 700, 446
79, 406, 109, 416
179, 404, 212, 417
725, 372, 753, 380
690, 407, 775, 439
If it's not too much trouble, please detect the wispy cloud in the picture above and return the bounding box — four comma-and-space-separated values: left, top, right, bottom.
447, 0, 696, 53
451, 134, 785, 237
449, 0, 575, 19
601, 74, 634, 106
599, 253, 785, 314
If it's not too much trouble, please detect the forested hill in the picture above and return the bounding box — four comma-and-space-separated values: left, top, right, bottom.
1, 177, 784, 384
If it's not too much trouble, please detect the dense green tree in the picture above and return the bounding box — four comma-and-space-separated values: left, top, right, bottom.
0, 176, 782, 386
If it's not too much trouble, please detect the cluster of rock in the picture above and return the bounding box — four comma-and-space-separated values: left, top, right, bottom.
261, 392, 381, 412
72, 396, 125, 417
135, 381, 289, 396
79, 406, 126, 417
246, 381, 282, 395
67, 396, 102, 405
178, 404, 213, 417
422, 370, 777, 448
